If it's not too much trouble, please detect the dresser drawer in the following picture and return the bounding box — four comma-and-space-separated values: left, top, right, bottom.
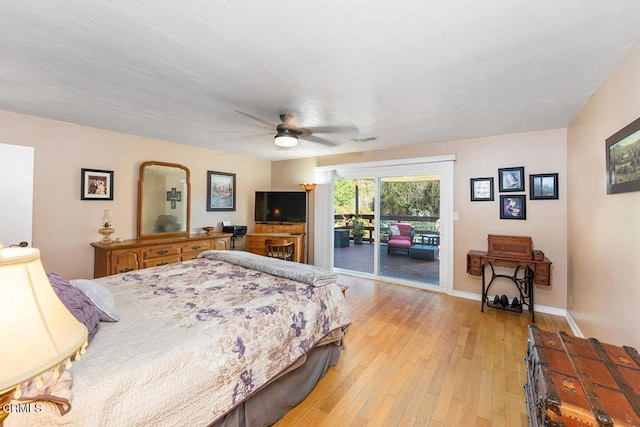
142, 256, 181, 269
179, 239, 211, 255
142, 245, 180, 260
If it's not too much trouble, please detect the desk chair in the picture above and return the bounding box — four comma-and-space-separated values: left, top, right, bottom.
265, 239, 294, 261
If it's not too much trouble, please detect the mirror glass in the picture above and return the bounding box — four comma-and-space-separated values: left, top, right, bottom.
138, 161, 191, 238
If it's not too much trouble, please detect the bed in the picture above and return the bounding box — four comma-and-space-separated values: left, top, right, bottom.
6, 250, 351, 427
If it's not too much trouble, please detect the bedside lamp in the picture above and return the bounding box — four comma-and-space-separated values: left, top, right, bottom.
0, 243, 88, 426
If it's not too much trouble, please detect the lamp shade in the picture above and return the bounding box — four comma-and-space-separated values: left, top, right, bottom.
0, 246, 88, 393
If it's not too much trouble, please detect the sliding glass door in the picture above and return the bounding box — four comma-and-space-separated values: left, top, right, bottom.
379, 175, 441, 286
322, 157, 453, 293
333, 178, 375, 275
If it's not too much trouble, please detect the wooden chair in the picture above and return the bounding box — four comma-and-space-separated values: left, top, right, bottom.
265, 239, 294, 261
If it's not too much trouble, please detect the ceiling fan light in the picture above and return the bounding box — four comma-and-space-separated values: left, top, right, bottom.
274, 133, 298, 147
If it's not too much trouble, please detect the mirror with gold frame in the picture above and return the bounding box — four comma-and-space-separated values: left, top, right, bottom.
137, 161, 191, 238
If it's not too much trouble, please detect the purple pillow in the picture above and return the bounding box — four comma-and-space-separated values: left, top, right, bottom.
46, 271, 100, 341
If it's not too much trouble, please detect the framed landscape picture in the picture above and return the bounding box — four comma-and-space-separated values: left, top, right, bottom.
470, 177, 494, 201
498, 166, 525, 192
530, 173, 558, 200
500, 194, 526, 220
207, 171, 236, 211
606, 116, 640, 195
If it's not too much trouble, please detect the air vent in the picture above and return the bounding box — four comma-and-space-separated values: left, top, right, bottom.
350, 136, 377, 143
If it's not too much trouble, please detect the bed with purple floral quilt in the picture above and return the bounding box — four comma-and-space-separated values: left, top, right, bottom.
7, 251, 351, 427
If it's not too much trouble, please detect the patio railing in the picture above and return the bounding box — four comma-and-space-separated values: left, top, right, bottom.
334, 214, 440, 243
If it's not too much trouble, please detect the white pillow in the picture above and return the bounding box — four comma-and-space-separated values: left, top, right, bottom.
69, 279, 120, 322
389, 225, 401, 236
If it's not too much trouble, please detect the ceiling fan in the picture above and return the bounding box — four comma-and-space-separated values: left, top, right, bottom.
234, 110, 357, 148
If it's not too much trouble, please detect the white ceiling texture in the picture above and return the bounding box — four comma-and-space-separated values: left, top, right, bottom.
1, 1, 639, 161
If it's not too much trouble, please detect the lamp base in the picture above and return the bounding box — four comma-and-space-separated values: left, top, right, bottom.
99, 227, 115, 244
0, 387, 14, 426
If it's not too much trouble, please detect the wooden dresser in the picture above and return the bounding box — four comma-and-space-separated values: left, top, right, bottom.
245, 223, 305, 263
91, 233, 232, 278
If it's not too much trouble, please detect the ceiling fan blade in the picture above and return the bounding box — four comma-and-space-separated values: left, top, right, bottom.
234, 110, 277, 129
300, 135, 338, 146
302, 124, 358, 134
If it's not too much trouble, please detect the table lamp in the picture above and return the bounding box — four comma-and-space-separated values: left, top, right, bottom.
0, 243, 88, 426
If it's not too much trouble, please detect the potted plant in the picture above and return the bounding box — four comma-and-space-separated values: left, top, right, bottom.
351, 216, 366, 245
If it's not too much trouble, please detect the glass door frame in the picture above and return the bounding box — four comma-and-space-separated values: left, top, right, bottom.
314, 155, 455, 294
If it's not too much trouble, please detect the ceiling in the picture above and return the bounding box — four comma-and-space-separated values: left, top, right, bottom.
1, 1, 639, 161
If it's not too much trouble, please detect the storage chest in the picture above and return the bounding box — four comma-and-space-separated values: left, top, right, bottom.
525, 325, 640, 426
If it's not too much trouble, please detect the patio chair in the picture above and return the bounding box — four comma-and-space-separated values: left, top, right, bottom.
387, 223, 415, 255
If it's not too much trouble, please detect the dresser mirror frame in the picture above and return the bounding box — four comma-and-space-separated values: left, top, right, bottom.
137, 161, 191, 239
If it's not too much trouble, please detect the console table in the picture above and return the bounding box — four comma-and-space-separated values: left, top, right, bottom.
467, 250, 552, 323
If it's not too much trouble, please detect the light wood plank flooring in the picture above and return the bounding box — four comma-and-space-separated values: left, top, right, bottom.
275, 275, 571, 427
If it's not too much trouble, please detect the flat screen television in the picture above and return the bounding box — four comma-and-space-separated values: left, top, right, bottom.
255, 191, 306, 223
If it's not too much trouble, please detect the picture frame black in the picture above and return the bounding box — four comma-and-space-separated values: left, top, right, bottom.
81, 168, 114, 200
530, 173, 559, 200
498, 166, 525, 192
470, 177, 494, 201
207, 171, 236, 211
606, 116, 640, 195
500, 194, 526, 220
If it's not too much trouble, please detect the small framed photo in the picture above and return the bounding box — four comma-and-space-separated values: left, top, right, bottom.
498, 166, 525, 192
207, 171, 236, 211
470, 177, 494, 201
500, 195, 526, 220
530, 173, 559, 200
81, 168, 114, 200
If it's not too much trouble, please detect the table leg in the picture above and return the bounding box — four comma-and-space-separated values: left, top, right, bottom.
481, 263, 486, 312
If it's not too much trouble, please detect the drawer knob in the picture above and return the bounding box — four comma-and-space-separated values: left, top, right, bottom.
191, 245, 201, 250
157, 249, 169, 255
120, 267, 134, 273
157, 261, 169, 266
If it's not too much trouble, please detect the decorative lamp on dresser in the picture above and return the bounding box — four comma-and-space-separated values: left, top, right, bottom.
92, 161, 231, 278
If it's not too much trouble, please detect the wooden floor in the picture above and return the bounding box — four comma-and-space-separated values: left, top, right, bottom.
275, 275, 571, 427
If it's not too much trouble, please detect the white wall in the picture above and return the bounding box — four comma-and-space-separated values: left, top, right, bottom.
567, 42, 640, 348
0, 110, 271, 280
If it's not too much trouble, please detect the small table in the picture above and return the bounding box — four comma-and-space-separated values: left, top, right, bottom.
466, 250, 552, 323
409, 244, 438, 260
334, 229, 350, 248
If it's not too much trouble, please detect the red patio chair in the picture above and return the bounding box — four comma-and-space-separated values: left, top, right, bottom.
387, 223, 415, 255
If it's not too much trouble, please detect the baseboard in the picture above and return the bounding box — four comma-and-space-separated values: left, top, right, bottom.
564, 311, 584, 337
450, 290, 566, 316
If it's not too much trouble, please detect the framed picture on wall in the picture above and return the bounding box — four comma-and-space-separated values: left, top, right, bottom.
81, 168, 114, 200
207, 170, 236, 211
500, 194, 526, 220
470, 177, 494, 201
498, 166, 525, 192
530, 173, 558, 200
606, 116, 640, 194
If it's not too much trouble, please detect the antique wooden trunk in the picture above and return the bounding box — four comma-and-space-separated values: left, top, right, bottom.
488, 234, 533, 260
525, 325, 640, 426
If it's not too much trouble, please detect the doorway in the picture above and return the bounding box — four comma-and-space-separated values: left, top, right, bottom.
319, 156, 454, 293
